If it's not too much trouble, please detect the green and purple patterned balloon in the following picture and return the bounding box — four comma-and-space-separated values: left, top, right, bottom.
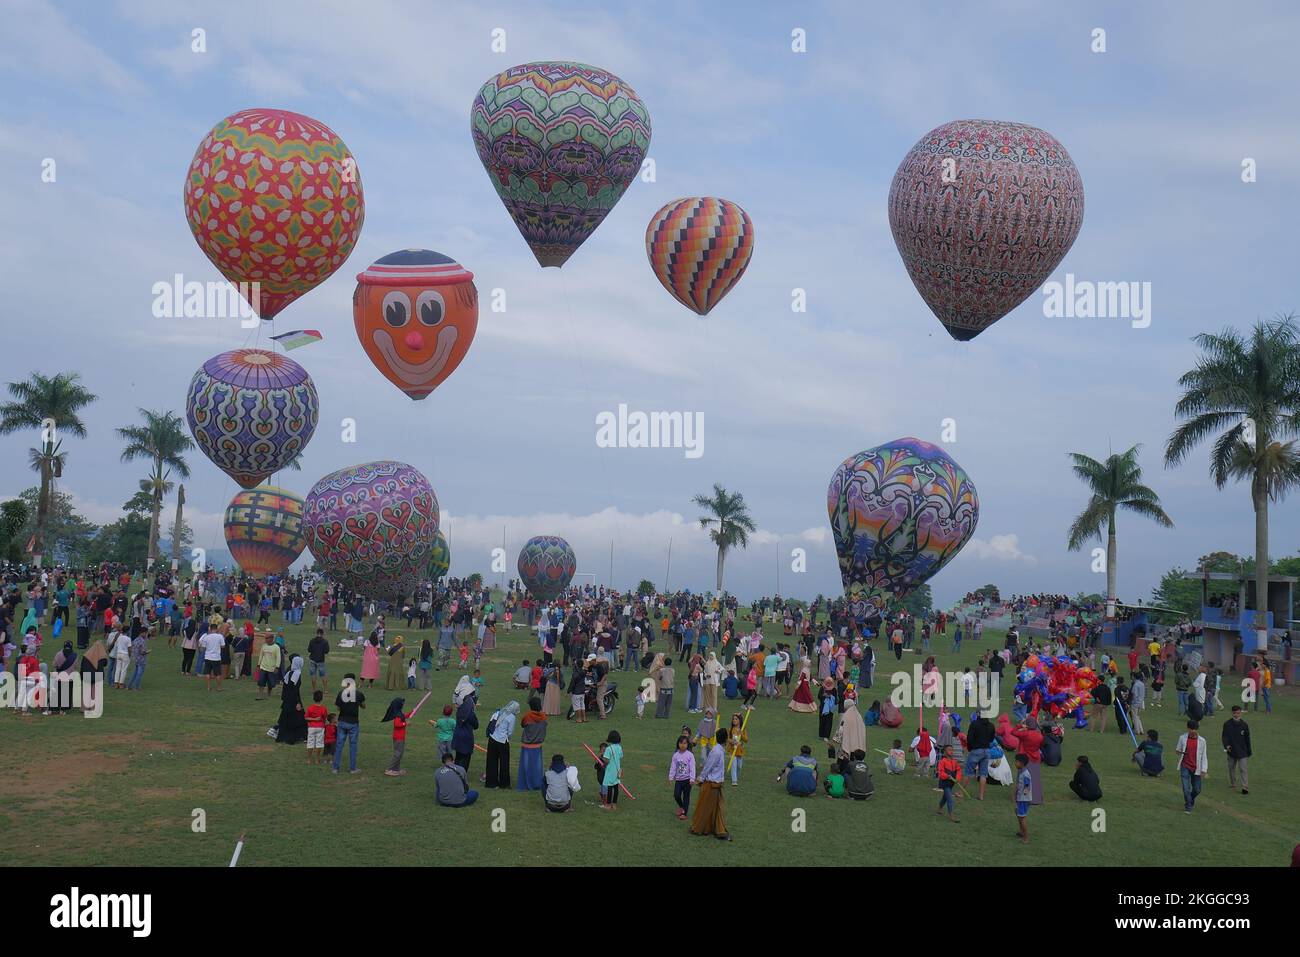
471, 61, 651, 267
427, 529, 450, 582
517, 535, 576, 601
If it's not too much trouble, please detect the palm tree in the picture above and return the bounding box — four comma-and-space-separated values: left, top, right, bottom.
0, 372, 97, 563
117, 409, 194, 568
1165, 316, 1300, 649
692, 483, 757, 594
1065, 445, 1173, 624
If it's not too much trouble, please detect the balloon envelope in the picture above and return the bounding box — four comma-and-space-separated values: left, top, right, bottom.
471, 61, 651, 267
427, 529, 450, 581
827, 437, 978, 616
223, 486, 306, 577
645, 197, 754, 315
887, 119, 1083, 340
302, 461, 438, 600
353, 249, 478, 399
185, 349, 319, 489
517, 535, 576, 601
183, 108, 365, 320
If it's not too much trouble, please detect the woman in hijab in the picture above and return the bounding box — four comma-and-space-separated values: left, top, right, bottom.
484, 700, 519, 789
789, 658, 817, 714
542, 661, 563, 717
832, 695, 867, 772
452, 673, 476, 708
818, 678, 837, 740
360, 633, 381, 687
516, 696, 548, 791
701, 652, 722, 713
51, 641, 77, 714
384, 635, 406, 690
416, 639, 434, 691
276, 655, 308, 745
79, 639, 108, 713
451, 692, 479, 770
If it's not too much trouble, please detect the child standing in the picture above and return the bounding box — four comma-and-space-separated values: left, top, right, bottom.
406, 658, 417, 689
725, 712, 748, 785
305, 690, 328, 765
935, 744, 963, 823
431, 704, 456, 762
911, 726, 934, 776
668, 734, 696, 820
324, 713, 338, 758
1014, 753, 1032, 844
601, 730, 623, 811
459, 642, 470, 670
382, 698, 410, 776
695, 710, 717, 765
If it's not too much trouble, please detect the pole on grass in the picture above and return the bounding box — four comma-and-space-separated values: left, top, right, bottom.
1115, 694, 1140, 749
229, 833, 245, 867
581, 741, 636, 799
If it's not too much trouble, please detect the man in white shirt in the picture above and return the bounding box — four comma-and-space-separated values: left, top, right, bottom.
202, 629, 226, 691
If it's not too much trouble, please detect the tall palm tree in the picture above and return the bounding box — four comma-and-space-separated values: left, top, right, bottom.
1065, 445, 1173, 624
692, 483, 757, 594
1165, 316, 1300, 649
117, 409, 194, 568
0, 371, 97, 563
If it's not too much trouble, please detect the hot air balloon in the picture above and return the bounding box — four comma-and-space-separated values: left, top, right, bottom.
517, 535, 576, 601
353, 250, 478, 399
471, 61, 651, 267
827, 438, 978, 617
183, 108, 365, 320
223, 486, 306, 577
428, 529, 450, 582
185, 349, 319, 488
302, 461, 438, 599
887, 119, 1084, 340
645, 197, 754, 315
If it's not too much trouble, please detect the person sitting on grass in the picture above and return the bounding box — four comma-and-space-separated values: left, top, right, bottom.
776, 745, 819, 796
544, 753, 581, 813
435, 752, 478, 808
513, 659, 531, 689
1133, 729, 1164, 776
1068, 755, 1102, 801
845, 749, 874, 800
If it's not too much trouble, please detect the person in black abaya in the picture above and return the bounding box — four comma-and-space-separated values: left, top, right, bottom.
276, 655, 308, 745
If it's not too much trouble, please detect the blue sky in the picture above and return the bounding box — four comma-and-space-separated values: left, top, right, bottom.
1, 0, 1297, 606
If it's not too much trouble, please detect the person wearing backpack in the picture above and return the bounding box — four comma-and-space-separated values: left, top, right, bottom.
484, 700, 519, 789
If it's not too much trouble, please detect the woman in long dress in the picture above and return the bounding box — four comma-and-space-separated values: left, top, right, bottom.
817, 678, 837, 739
276, 656, 308, 745
360, 635, 381, 686
701, 653, 722, 712
384, 637, 406, 690
788, 658, 816, 714
542, 664, 563, 716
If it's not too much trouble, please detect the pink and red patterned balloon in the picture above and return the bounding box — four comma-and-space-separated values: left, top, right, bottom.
183, 108, 365, 320
302, 461, 439, 599
185, 349, 319, 489
827, 437, 978, 617
887, 119, 1084, 340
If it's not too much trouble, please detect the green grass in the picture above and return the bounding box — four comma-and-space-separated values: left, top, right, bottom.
4, 596, 1296, 866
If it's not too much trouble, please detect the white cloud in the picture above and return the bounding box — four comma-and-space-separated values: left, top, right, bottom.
966, 534, 1037, 565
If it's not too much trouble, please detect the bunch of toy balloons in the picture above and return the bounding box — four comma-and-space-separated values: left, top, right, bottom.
1014, 654, 1100, 728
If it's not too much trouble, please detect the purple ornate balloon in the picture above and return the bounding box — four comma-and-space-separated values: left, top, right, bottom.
827, 437, 978, 616
185, 349, 318, 488
302, 461, 439, 599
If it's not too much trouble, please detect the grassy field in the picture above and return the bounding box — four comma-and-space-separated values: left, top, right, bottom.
3, 596, 1296, 867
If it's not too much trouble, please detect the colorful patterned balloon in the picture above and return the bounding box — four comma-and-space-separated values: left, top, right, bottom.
183, 108, 365, 320
427, 529, 450, 581
516, 535, 576, 601
827, 438, 978, 616
185, 349, 319, 489
302, 461, 439, 599
645, 197, 754, 315
471, 61, 651, 267
887, 119, 1084, 340
223, 486, 306, 577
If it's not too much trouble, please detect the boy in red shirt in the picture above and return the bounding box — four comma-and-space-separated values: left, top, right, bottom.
304, 690, 329, 765
383, 698, 410, 776
936, 744, 964, 823
324, 714, 338, 758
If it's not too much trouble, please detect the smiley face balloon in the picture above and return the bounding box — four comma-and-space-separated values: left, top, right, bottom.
352, 249, 478, 400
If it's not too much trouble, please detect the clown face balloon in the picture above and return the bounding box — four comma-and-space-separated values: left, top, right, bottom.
185, 349, 319, 488
303, 461, 439, 599
352, 249, 478, 400
827, 437, 978, 617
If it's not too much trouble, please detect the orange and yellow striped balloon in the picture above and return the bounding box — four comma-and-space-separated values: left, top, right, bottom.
645, 197, 754, 316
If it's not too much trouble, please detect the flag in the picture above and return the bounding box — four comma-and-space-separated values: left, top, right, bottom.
270, 329, 323, 350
